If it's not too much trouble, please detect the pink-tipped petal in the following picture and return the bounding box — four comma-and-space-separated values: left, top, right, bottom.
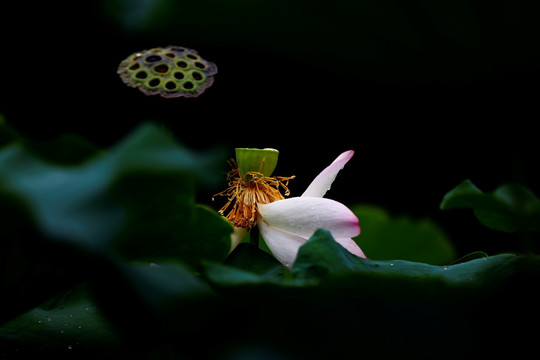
301, 150, 354, 198
335, 237, 366, 258
257, 219, 307, 269
258, 197, 360, 239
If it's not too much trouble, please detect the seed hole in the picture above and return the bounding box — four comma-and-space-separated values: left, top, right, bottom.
186, 54, 198, 60
165, 81, 176, 90
154, 64, 169, 73
135, 71, 148, 79
176, 61, 188, 68
129, 63, 140, 71
165, 53, 175, 58
192, 71, 203, 81
173, 72, 184, 80
183, 81, 194, 90
149, 78, 160, 87
146, 55, 161, 63
194, 61, 206, 69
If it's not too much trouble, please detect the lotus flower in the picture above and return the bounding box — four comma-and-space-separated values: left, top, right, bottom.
215, 149, 365, 268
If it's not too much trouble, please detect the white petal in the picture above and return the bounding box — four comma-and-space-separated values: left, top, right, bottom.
301, 150, 354, 198
257, 218, 307, 269
335, 237, 366, 258
258, 197, 360, 239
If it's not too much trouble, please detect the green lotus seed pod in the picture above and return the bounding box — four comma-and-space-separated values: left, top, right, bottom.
117, 46, 218, 98
235, 148, 279, 182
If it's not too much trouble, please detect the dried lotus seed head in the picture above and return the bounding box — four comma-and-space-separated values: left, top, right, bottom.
117, 46, 218, 98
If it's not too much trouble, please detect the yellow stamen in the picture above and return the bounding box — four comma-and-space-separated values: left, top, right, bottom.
214, 160, 295, 230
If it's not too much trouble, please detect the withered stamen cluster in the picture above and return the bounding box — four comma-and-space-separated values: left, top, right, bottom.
214, 160, 295, 230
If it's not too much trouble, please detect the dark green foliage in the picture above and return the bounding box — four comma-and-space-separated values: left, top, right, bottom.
0, 121, 230, 325
1, 122, 540, 359
441, 179, 540, 233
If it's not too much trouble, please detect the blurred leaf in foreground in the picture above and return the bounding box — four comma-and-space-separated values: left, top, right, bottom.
0, 121, 230, 258
0, 122, 231, 323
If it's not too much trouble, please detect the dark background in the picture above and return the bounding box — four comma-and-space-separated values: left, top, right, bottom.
1, 0, 538, 258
